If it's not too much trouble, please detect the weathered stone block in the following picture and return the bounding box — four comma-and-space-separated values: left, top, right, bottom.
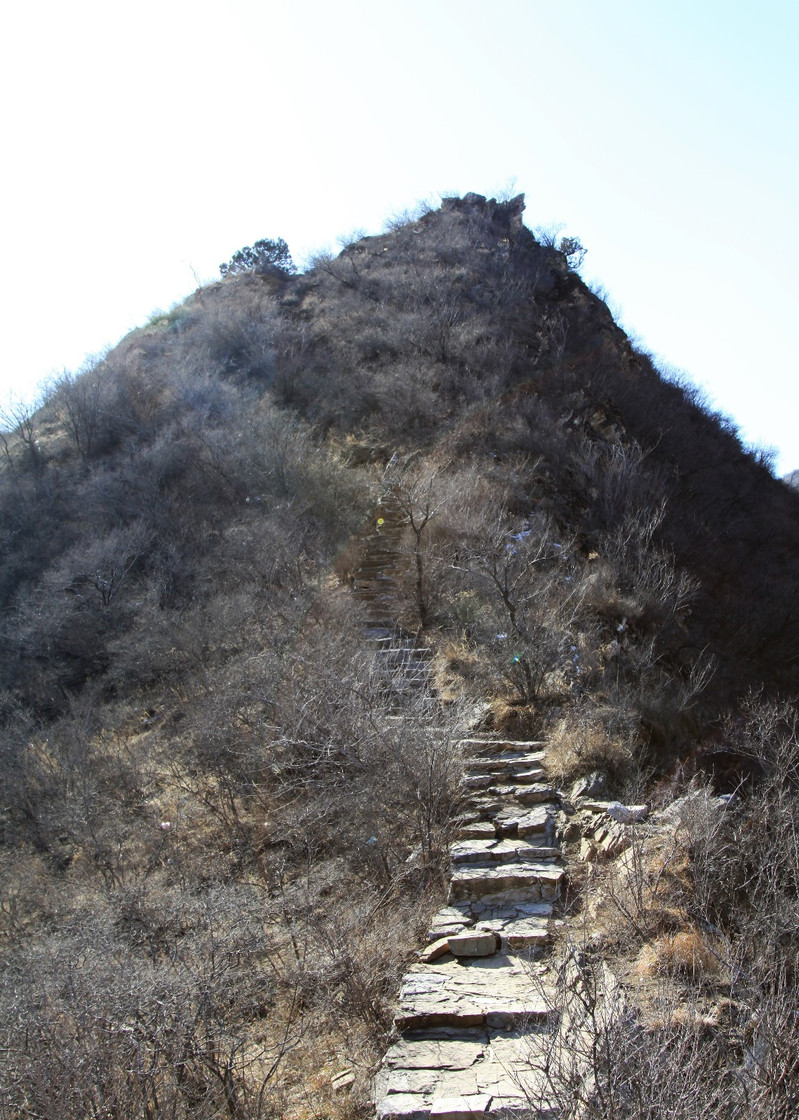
419, 937, 452, 963
429, 1094, 492, 1118
447, 931, 501, 957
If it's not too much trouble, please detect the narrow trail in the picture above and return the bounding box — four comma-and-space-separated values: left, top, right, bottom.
352, 494, 434, 706
350, 498, 566, 1118
373, 735, 563, 1119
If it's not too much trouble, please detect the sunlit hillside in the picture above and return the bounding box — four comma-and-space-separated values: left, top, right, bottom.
1, 194, 797, 1119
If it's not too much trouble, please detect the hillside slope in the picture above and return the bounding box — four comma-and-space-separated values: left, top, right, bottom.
0, 194, 797, 1118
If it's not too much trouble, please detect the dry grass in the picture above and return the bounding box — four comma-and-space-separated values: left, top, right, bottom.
431, 637, 484, 700
546, 704, 636, 787
634, 929, 724, 979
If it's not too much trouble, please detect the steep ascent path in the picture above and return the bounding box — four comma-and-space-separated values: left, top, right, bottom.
352, 494, 434, 705
373, 736, 564, 1119
350, 495, 565, 1116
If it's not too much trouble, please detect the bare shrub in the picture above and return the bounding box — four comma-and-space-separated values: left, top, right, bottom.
269, 603, 464, 877
0, 392, 44, 470
52, 356, 121, 460
0, 888, 300, 1120
445, 505, 580, 703
524, 948, 742, 1119
682, 698, 799, 948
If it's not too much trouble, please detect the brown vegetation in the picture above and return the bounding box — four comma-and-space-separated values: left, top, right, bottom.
1, 193, 798, 1116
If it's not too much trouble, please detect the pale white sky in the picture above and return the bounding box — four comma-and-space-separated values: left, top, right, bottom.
2, 0, 797, 470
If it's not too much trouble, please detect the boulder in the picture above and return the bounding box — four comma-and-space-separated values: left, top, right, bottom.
571, 770, 608, 800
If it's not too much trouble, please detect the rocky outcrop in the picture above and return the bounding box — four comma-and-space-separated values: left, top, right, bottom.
440, 192, 526, 235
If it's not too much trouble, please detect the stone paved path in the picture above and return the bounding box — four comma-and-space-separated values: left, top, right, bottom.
373, 735, 564, 1119
352, 494, 436, 706
351, 497, 563, 1116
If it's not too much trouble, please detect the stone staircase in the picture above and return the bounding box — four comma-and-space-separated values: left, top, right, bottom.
353, 497, 435, 705
370, 631, 434, 702
373, 735, 564, 1119
353, 495, 405, 632
350, 502, 564, 1115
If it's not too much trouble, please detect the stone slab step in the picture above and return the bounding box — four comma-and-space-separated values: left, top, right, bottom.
475, 914, 552, 951
428, 904, 474, 941
457, 738, 546, 757
449, 863, 564, 903
460, 773, 499, 791
494, 805, 553, 838
379, 664, 432, 678
463, 769, 546, 790
484, 784, 558, 806
467, 792, 558, 821
378, 1089, 555, 1119
376, 1025, 555, 1106
456, 821, 498, 840
377, 1032, 555, 1118
393, 955, 552, 1033
376, 654, 432, 663
468, 898, 553, 921
463, 751, 546, 774
450, 839, 561, 866
428, 898, 555, 939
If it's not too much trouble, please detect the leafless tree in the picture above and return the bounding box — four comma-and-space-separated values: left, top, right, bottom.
0, 393, 42, 469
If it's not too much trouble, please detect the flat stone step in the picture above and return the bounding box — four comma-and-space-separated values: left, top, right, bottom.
377, 659, 433, 671
450, 839, 561, 866
428, 898, 555, 939
463, 769, 546, 789
448, 863, 564, 903
485, 784, 558, 806
471, 899, 553, 922
428, 904, 474, 941
494, 805, 553, 837
456, 820, 498, 840
457, 738, 546, 757
375, 1029, 557, 1119
475, 914, 553, 952
460, 773, 498, 791
393, 955, 553, 1033
463, 751, 546, 774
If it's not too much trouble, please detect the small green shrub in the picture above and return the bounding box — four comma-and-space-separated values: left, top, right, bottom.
220, 237, 295, 277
